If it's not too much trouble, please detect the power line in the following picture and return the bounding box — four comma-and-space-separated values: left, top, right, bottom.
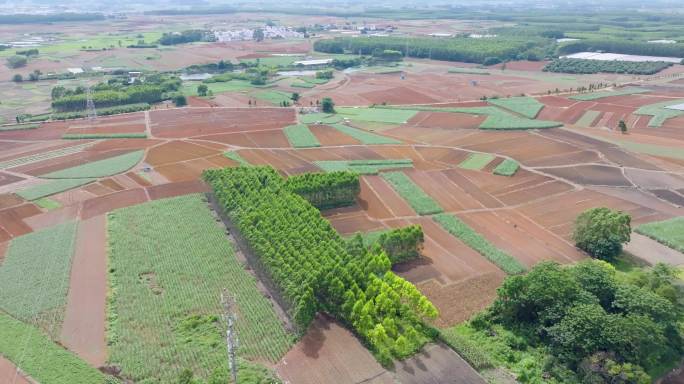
86, 86, 97, 121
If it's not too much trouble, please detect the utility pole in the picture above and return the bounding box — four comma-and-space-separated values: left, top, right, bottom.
221, 289, 239, 384
86, 86, 97, 121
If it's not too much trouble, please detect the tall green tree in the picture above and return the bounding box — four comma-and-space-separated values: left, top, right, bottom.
573, 207, 631, 260
321, 97, 335, 113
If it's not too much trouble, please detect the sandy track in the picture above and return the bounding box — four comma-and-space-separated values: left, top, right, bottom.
60, 215, 107, 367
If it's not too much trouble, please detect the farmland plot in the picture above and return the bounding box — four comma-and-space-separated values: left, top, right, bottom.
107, 194, 291, 382
381, 171, 443, 215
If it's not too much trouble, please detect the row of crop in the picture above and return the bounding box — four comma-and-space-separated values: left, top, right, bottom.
544, 58, 673, 75
433, 214, 526, 274
283, 124, 321, 148
381, 171, 443, 215
284, 171, 360, 210
52, 85, 161, 112
204, 167, 438, 364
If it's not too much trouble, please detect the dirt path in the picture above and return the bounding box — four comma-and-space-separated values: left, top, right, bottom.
0, 356, 32, 384
60, 215, 107, 367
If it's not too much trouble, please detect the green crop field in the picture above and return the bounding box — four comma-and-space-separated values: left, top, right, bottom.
224, 151, 251, 166
0, 222, 77, 335
459, 153, 495, 170
315, 159, 413, 174
0, 123, 39, 131
34, 197, 62, 210
336, 107, 418, 124
575, 110, 601, 127
300, 113, 343, 124
433, 214, 525, 274
634, 99, 684, 127
488, 97, 544, 118
41, 150, 143, 179
0, 312, 106, 384
62, 133, 147, 139
16, 178, 96, 201
328, 123, 401, 144
493, 159, 520, 176
569, 87, 651, 101
381, 171, 443, 215
635, 217, 684, 253
254, 90, 293, 105
283, 124, 321, 148
107, 194, 291, 382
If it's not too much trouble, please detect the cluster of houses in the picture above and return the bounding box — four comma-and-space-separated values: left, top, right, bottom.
213, 26, 304, 42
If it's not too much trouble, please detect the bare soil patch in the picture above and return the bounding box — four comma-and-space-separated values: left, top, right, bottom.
392, 343, 486, 384
0, 357, 32, 384
80, 188, 148, 219
540, 165, 631, 186
0, 172, 24, 187
147, 180, 209, 200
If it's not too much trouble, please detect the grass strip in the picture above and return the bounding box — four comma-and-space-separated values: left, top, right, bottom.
224, 151, 251, 166
300, 113, 343, 124
62, 133, 147, 139
315, 159, 413, 174
569, 87, 650, 101
492, 159, 520, 176
439, 327, 495, 370
283, 124, 321, 148
575, 110, 601, 127
0, 311, 106, 384
433, 213, 526, 274
448, 67, 490, 75
635, 217, 684, 253
16, 178, 96, 200
0, 123, 39, 131
291, 82, 315, 88
0, 222, 77, 326
41, 150, 143, 179
459, 153, 495, 170
381, 171, 443, 215
328, 123, 401, 144
107, 194, 291, 382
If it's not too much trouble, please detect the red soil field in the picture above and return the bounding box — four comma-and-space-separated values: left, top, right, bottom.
309, 124, 361, 146
23, 204, 81, 232
60, 215, 107, 367
363, 175, 416, 217
494, 60, 548, 71
0, 241, 6, 264
0, 203, 41, 238
356, 177, 394, 220
89, 138, 162, 152
0, 172, 23, 187
360, 86, 439, 105
406, 169, 483, 211
9, 149, 133, 176
80, 188, 148, 220
0, 141, 92, 165
276, 315, 395, 384
146, 180, 209, 200
149, 107, 295, 138
63, 113, 146, 135
538, 95, 578, 108
441, 169, 503, 209
186, 96, 219, 108
407, 111, 485, 129
392, 343, 486, 384
145, 140, 219, 167
0, 357, 31, 384
0, 194, 23, 210
0, 122, 66, 141
540, 165, 632, 187
325, 208, 386, 235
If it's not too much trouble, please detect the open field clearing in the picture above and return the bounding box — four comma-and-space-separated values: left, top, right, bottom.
0, 222, 77, 336
381, 171, 444, 215
107, 194, 291, 382
284, 124, 321, 148
635, 217, 684, 253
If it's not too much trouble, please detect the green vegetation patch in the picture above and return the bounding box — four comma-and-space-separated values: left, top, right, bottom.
448, 67, 490, 75
635, 217, 684, 253
576, 110, 601, 127
439, 326, 495, 370
458, 153, 496, 170
299, 77, 330, 85
182, 80, 254, 96
336, 107, 418, 124
41, 150, 143, 179
433, 214, 525, 274
328, 123, 401, 144
62, 133, 147, 139
107, 194, 292, 382
381, 171, 443, 215
300, 113, 343, 124
291, 81, 315, 88
569, 87, 651, 101
0, 312, 106, 384
0, 123, 39, 131
493, 159, 520, 176
0, 222, 77, 325
634, 99, 684, 127
34, 197, 62, 210
315, 159, 413, 174
253, 90, 293, 105
224, 151, 251, 166
488, 97, 544, 118
545, 58, 672, 75
283, 124, 321, 148
16, 178, 96, 201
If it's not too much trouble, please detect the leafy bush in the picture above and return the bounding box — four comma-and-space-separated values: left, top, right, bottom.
52, 85, 162, 112
439, 328, 495, 370
347, 225, 424, 264
573, 207, 631, 260
544, 58, 672, 75
381, 171, 443, 215
433, 214, 525, 274
6, 55, 27, 68
204, 167, 438, 362
285, 171, 360, 209
159, 29, 213, 45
